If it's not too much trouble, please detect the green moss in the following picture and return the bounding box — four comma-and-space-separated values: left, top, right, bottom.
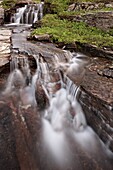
2, 0, 17, 9
32, 14, 113, 47
33, 0, 41, 3
2, 0, 42, 9
33, 0, 113, 47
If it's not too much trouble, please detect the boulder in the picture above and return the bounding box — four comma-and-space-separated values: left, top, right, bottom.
29, 34, 52, 42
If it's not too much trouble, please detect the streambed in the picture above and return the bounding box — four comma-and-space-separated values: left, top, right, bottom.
0, 24, 112, 170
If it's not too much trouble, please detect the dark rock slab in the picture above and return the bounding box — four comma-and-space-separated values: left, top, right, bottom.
28, 34, 52, 42
79, 57, 113, 152
76, 42, 113, 60
0, 94, 41, 170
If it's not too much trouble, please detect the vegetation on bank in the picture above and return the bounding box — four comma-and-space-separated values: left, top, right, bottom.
2, 0, 17, 9
31, 0, 113, 48
2, 0, 113, 48
32, 14, 113, 47
45, 0, 113, 14
1, 0, 40, 9
44, 0, 72, 14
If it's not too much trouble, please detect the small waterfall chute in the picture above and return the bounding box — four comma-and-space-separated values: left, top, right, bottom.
15, 5, 27, 24
2, 33, 113, 169
10, 3, 44, 25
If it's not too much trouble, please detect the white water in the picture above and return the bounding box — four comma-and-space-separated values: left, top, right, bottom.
3, 69, 25, 95
14, 5, 27, 24
42, 118, 72, 167
10, 3, 43, 24
39, 52, 113, 169
42, 86, 113, 168
42, 87, 113, 169
3, 49, 113, 169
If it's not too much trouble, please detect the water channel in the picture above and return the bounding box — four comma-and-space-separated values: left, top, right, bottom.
0, 2, 113, 170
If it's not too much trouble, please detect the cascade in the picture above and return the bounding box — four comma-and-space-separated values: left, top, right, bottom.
1, 47, 113, 169
1, 19, 113, 169
10, 3, 43, 24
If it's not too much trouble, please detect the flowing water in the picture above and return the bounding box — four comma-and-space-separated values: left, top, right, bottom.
1, 47, 112, 169
10, 3, 43, 24
1, 4, 113, 169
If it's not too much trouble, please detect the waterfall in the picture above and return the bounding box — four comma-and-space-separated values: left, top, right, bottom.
14, 5, 27, 24
2, 37, 113, 169
4, 46, 101, 136
10, 3, 43, 24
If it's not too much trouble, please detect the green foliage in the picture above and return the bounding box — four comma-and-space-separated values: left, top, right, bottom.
2, 0, 17, 9
45, 0, 72, 13
33, 0, 41, 3
32, 14, 113, 47
2, 0, 41, 9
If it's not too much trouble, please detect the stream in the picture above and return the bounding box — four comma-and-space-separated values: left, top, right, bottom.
0, 3, 113, 170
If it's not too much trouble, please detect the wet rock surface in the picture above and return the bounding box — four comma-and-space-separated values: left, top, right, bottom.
82, 57, 113, 105
0, 94, 41, 170
11, 26, 69, 65
80, 57, 113, 151
76, 42, 113, 60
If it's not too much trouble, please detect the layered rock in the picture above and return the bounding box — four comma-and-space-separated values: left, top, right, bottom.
79, 57, 113, 151
59, 2, 113, 31
0, 28, 11, 67
60, 10, 113, 31
68, 2, 113, 11
73, 11, 113, 31
0, 94, 41, 170
0, 6, 4, 25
